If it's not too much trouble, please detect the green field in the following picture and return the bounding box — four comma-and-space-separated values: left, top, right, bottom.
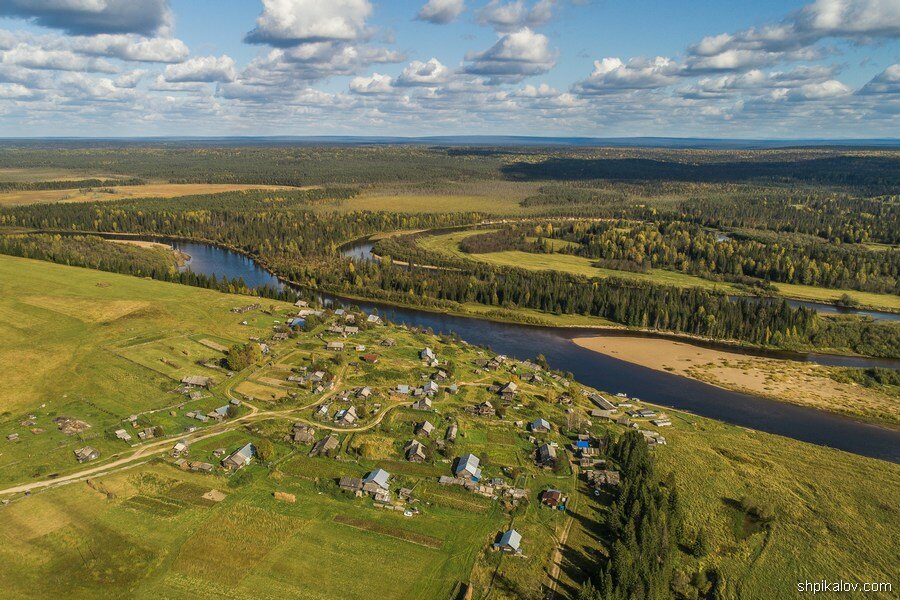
418, 229, 900, 313
0, 255, 898, 599
418, 230, 743, 292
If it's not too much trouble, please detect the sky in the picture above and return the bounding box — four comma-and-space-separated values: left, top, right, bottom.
0, 0, 897, 138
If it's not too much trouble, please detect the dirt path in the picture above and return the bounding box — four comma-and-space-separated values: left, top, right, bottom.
0, 359, 406, 497
545, 465, 579, 599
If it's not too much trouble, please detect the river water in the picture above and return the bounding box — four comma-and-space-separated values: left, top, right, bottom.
82, 233, 900, 462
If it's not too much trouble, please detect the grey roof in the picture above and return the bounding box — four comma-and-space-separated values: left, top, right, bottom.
497, 529, 522, 550
362, 468, 390, 490
456, 453, 480, 477
530, 418, 551, 431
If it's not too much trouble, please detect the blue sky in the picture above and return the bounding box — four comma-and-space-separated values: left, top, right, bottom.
0, 0, 897, 137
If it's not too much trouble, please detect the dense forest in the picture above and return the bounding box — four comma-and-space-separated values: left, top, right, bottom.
0, 178, 144, 191
0, 143, 897, 358
591, 431, 685, 600
538, 220, 898, 294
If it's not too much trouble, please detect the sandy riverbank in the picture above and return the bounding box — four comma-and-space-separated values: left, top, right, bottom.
110, 239, 190, 266
109, 239, 171, 250
572, 335, 899, 427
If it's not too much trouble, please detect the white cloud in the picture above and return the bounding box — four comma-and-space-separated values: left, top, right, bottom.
164, 55, 236, 83
113, 69, 145, 88
688, 0, 900, 73
0, 0, 173, 37
574, 56, 681, 94
416, 0, 466, 24
859, 64, 900, 94
464, 27, 557, 81
0, 82, 37, 99
396, 58, 450, 86
680, 65, 836, 98
349, 72, 393, 94
245, 0, 372, 46
71, 34, 188, 63
476, 0, 555, 32
1, 43, 118, 72
785, 79, 852, 100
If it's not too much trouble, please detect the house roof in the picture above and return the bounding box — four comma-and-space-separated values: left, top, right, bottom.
456, 453, 480, 477
497, 529, 522, 550
226, 443, 254, 466
530, 418, 551, 431
538, 443, 557, 461
363, 468, 390, 489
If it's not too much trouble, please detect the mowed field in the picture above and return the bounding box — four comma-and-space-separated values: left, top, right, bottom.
0, 183, 306, 206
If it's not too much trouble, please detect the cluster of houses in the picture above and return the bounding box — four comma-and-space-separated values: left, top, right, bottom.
184, 402, 234, 424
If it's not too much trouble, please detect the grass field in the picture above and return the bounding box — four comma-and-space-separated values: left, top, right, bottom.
773, 282, 900, 312
0, 255, 898, 599
336, 181, 539, 215
0, 167, 131, 183
418, 230, 900, 312
418, 230, 741, 292
0, 183, 304, 206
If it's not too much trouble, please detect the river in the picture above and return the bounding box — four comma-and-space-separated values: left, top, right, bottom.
76, 233, 900, 462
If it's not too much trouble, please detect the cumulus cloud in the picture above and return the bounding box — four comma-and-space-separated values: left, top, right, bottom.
164, 55, 236, 83
680, 65, 836, 98
0, 82, 37, 99
477, 0, 555, 32
0, 0, 173, 37
573, 56, 681, 94
464, 28, 557, 81
859, 64, 900, 94
245, 0, 373, 46
113, 69, 145, 88
349, 72, 393, 94
687, 0, 900, 73
396, 58, 450, 86
71, 34, 188, 63
1, 43, 118, 72
57, 72, 135, 101
785, 79, 852, 100
416, 0, 466, 24
236, 43, 403, 88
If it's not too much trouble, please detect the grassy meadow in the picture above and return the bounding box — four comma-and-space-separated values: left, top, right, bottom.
0, 255, 898, 599
0, 183, 302, 207
416, 229, 900, 312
